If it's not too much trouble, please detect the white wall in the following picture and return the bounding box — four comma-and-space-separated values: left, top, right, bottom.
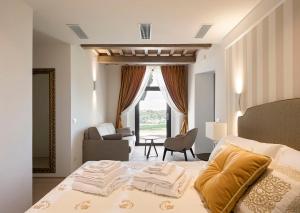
189, 45, 226, 124
33, 35, 72, 177
225, 0, 300, 134
33, 35, 110, 174
0, 0, 33, 212
188, 0, 290, 149
188, 45, 226, 153
106, 65, 121, 125
70, 46, 107, 171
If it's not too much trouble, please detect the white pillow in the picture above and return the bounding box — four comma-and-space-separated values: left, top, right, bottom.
235, 145, 300, 213
273, 145, 300, 171
209, 136, 282, 162
235, 166, 300, 213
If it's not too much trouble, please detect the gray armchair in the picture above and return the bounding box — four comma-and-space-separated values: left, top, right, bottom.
82, 127, 131, 163
162, 128, 198, 161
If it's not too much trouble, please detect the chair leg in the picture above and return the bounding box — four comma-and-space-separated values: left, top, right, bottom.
171, 151, 173, 156
162, 148, 167, 161
190, 148, 195, 158
147, 143, 152, 159
183, 150, 188, 161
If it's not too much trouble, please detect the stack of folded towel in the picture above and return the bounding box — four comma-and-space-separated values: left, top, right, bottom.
132, 162, 191, 198
72, 160, 128, 196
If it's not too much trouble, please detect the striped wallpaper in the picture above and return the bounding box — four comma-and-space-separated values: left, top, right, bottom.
226, 0, 300, 134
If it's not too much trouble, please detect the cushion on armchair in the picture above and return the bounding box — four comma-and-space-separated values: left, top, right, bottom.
102, 133, 123, 140
116, 127, 134, 137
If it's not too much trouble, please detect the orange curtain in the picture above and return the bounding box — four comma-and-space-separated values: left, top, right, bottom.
116, 65, 146, 128
161, 65, 188, 134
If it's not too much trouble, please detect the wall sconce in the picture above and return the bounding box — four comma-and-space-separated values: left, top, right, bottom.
93, 81, 96, 91
235, 93, 243, 117
236, 93, 242, 111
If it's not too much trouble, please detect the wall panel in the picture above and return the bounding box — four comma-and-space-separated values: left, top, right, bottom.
226, 0, 299, 134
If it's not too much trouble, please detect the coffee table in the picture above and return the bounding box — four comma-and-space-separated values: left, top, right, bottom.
141, 135, 161, 159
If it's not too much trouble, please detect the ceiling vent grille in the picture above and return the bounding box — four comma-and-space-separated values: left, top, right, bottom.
195, 25, 212, 39
140, 23, 151, 40
67, 24, 88, 39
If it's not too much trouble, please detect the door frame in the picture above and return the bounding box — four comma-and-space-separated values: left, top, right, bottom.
135, 86, 171, 146
33, 68, 56, 173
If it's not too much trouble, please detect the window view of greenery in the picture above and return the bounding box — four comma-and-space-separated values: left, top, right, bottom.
138, 71, 169, 143
140, 109, 166, 134
139, 90, 167, 142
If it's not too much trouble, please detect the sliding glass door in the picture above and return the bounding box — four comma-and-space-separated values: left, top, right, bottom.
135, 73, 171, 145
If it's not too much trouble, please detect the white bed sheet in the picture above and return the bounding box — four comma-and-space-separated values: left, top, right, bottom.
26, 161, 209, 213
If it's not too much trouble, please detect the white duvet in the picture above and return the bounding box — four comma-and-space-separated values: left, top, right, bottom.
26, 161, 209, 213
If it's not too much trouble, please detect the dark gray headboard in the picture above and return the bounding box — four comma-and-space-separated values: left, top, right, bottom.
238, 98, 300, 151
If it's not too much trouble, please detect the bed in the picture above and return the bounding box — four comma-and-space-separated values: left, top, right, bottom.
26, 99, 300, 213
27, 161, 208, 212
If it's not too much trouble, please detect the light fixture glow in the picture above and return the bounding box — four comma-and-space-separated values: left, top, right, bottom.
92, 90, 97, 109
235, 74, 243, 94
237, 110, 243, 117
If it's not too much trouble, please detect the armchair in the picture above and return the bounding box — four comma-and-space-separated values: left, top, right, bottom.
162, 128, 198, 161
82, 125, 135, 163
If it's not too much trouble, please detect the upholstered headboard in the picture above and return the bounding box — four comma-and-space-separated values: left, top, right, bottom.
238, 98, 300, 151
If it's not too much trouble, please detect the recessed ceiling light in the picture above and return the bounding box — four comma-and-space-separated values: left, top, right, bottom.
67, 24, 88, 39
139, 23, 151, 40
195, 25, 212, 39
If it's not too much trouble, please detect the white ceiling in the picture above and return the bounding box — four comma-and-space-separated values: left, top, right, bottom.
25, 0, 262, 45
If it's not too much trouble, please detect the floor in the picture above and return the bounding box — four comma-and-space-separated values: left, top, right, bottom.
33, 177, 64, 204
33, 145, 200, 204
130, 145, 199, 161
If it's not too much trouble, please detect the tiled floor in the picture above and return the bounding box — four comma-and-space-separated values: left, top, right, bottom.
33, 177, 64, 204
130, 145, 199, 161
33, 145, 200, 204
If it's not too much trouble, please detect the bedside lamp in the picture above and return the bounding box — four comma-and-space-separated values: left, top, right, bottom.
206, 122, 227, 145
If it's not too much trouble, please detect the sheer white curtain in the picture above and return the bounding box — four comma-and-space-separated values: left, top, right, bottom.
152, 66, 184, 136
152, 66, 182, 114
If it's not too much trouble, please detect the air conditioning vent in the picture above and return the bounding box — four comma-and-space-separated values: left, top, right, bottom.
140, 23, 151, 40
67, 24, 88, 39
195, 25, 212, 39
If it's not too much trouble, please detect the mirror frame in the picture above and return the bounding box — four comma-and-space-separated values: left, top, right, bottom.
33, 68, 56, 173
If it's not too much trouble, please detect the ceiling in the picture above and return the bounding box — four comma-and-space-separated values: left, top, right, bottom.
25, 0, 262, 45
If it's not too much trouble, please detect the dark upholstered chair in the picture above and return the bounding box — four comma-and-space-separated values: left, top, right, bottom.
82, 126, 134, 163
162, 128, 198, 161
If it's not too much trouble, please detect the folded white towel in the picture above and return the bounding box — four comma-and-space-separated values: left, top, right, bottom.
82, 160, 121, 173
72, 175, 129, 196
74, 166, 127, 188
133, 165, 185, 188
144, 163, 175, 176
147, 162, 168, 171
132, 173, 191, 198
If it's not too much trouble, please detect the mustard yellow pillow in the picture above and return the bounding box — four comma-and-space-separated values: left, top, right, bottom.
194, 144, 271, 213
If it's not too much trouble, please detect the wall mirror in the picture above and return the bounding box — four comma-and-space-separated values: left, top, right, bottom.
33, 68, 56, 173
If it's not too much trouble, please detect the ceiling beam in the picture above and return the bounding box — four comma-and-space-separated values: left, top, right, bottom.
105, 49, 112, 56
81, 43, 211, 50
97, 55, 196, 65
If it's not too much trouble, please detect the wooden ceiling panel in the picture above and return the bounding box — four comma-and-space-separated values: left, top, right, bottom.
160, 49, 171, 56
82, 44, 211, 64
148, 49, 158, 56
135, 49, 145, 56
122, 49, 133, 56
